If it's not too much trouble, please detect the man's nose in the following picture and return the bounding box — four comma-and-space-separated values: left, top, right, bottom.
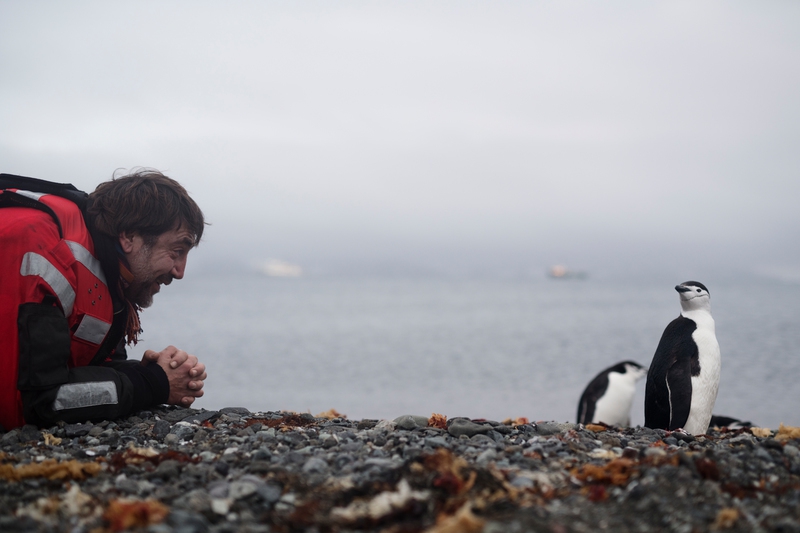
171, 257, 187, 279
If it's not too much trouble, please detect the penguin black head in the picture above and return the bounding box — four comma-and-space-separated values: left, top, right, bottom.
675, 281, 711, 311
609, 360, 648, 379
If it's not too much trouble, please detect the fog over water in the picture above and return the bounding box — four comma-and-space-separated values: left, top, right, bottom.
2, 1, 799, 283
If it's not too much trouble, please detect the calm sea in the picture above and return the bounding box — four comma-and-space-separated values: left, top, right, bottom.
129, 275, 800, 429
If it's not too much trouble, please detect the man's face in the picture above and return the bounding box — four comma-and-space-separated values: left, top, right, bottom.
120, 227, 195, 308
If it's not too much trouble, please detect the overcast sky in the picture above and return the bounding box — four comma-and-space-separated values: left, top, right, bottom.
2, 1, 799, 281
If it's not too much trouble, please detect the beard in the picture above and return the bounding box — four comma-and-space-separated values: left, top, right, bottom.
124, 278, 160, 309
123, 245, 172, 308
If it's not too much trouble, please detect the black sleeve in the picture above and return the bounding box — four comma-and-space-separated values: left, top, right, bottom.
101, 359, 170, 411
17, 302, 170, 427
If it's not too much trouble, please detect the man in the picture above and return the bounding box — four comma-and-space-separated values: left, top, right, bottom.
0, 169, 207, 430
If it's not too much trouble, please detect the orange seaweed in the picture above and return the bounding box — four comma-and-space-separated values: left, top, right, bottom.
428, 413, 448, 429
104, 499, 169, 532
0, 459, 101, 482
571, 458, 637, 486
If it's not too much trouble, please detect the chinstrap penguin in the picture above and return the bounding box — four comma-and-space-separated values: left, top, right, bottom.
645, 281, 721, 435
708, 415, 752, 430
577, 361, 648, 426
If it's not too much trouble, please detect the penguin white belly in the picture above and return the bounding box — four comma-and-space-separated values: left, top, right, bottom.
683, 326, 720, 435
591, 373, 636, 426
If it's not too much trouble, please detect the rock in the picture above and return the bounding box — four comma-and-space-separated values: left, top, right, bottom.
257, 482, 283, 504
470, 434, 496, 445
252, 447, 272, 461
374, 420, 397, 431
65, 423, 92, 438
152, 419, 171, 439
162, 408, 196, 423
152, 459, 181, 479
510, 476, 535, 489
358, 419, 379, 430
214, 461, 230, 476
173, 488, 212, 513
487, 430, 505, 443
302, 457, 328, 474
644, 446, 667, 458
18, 425, 41, 443
181, 410, 219, 425
394, 415, 429, 430
115, 474, 139, 494
198, 450, 217, 462
170, 422, 196, 441
534, 422, 571, 436
342, 440, 364, 452
230, 476, 262, 499
424, 436, 450, 448
477, 448, 497, 466
137, 479, 156, 495
0, 516, 40, 533
447, 419, 491, 438
219, 407, 251, 416
211, 497, 232, 515
193, 429, 209, 443
167, 509, 210, 533
207, 481, 229, 499
0, 430, 19, 446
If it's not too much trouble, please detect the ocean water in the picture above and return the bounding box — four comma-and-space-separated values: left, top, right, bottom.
129, 275, 800, 429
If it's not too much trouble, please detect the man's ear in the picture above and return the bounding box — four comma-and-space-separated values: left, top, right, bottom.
119, 232, 136, 254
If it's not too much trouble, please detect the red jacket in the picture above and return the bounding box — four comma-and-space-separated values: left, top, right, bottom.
0, 182, 168, 430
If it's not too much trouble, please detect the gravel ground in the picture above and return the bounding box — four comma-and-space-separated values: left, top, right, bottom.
1, 406, 800, 533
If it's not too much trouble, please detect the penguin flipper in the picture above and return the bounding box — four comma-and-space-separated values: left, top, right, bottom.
645, 367, 671, 429
577, 371, 609, 424
645, 316, 697, 430
665, 358, 692, 430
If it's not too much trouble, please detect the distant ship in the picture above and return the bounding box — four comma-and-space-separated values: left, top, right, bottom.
258, 259, 303, 278
548, 265, 587, 279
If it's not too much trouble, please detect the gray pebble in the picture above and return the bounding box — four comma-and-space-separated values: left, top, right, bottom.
394, 415, 429, 430
167, 423, 192, 441
424, 436, 450, 448
257, 483, 283, 504
219, 407, 252, 416
230, 477, 261, 499
167, 509, 210, 533
65, 423, 92, 438
208, 480, 230, 499
477, 448, 497, 465
152, 419, 171, 439
448, 419, 490, 438
302, 457, 328, 473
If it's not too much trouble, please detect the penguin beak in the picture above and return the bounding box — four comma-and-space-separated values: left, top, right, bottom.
675, 285, 690, 293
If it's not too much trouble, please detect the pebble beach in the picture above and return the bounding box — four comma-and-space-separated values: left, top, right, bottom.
2, 406, 800, 533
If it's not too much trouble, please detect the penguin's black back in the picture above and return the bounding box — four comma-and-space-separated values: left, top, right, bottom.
645, 316, 699, 430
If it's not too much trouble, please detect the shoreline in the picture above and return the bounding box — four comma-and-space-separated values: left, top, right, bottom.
1, 406, 799, 532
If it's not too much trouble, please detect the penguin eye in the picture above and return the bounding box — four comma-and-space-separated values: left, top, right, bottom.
696, 289, 701, 292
